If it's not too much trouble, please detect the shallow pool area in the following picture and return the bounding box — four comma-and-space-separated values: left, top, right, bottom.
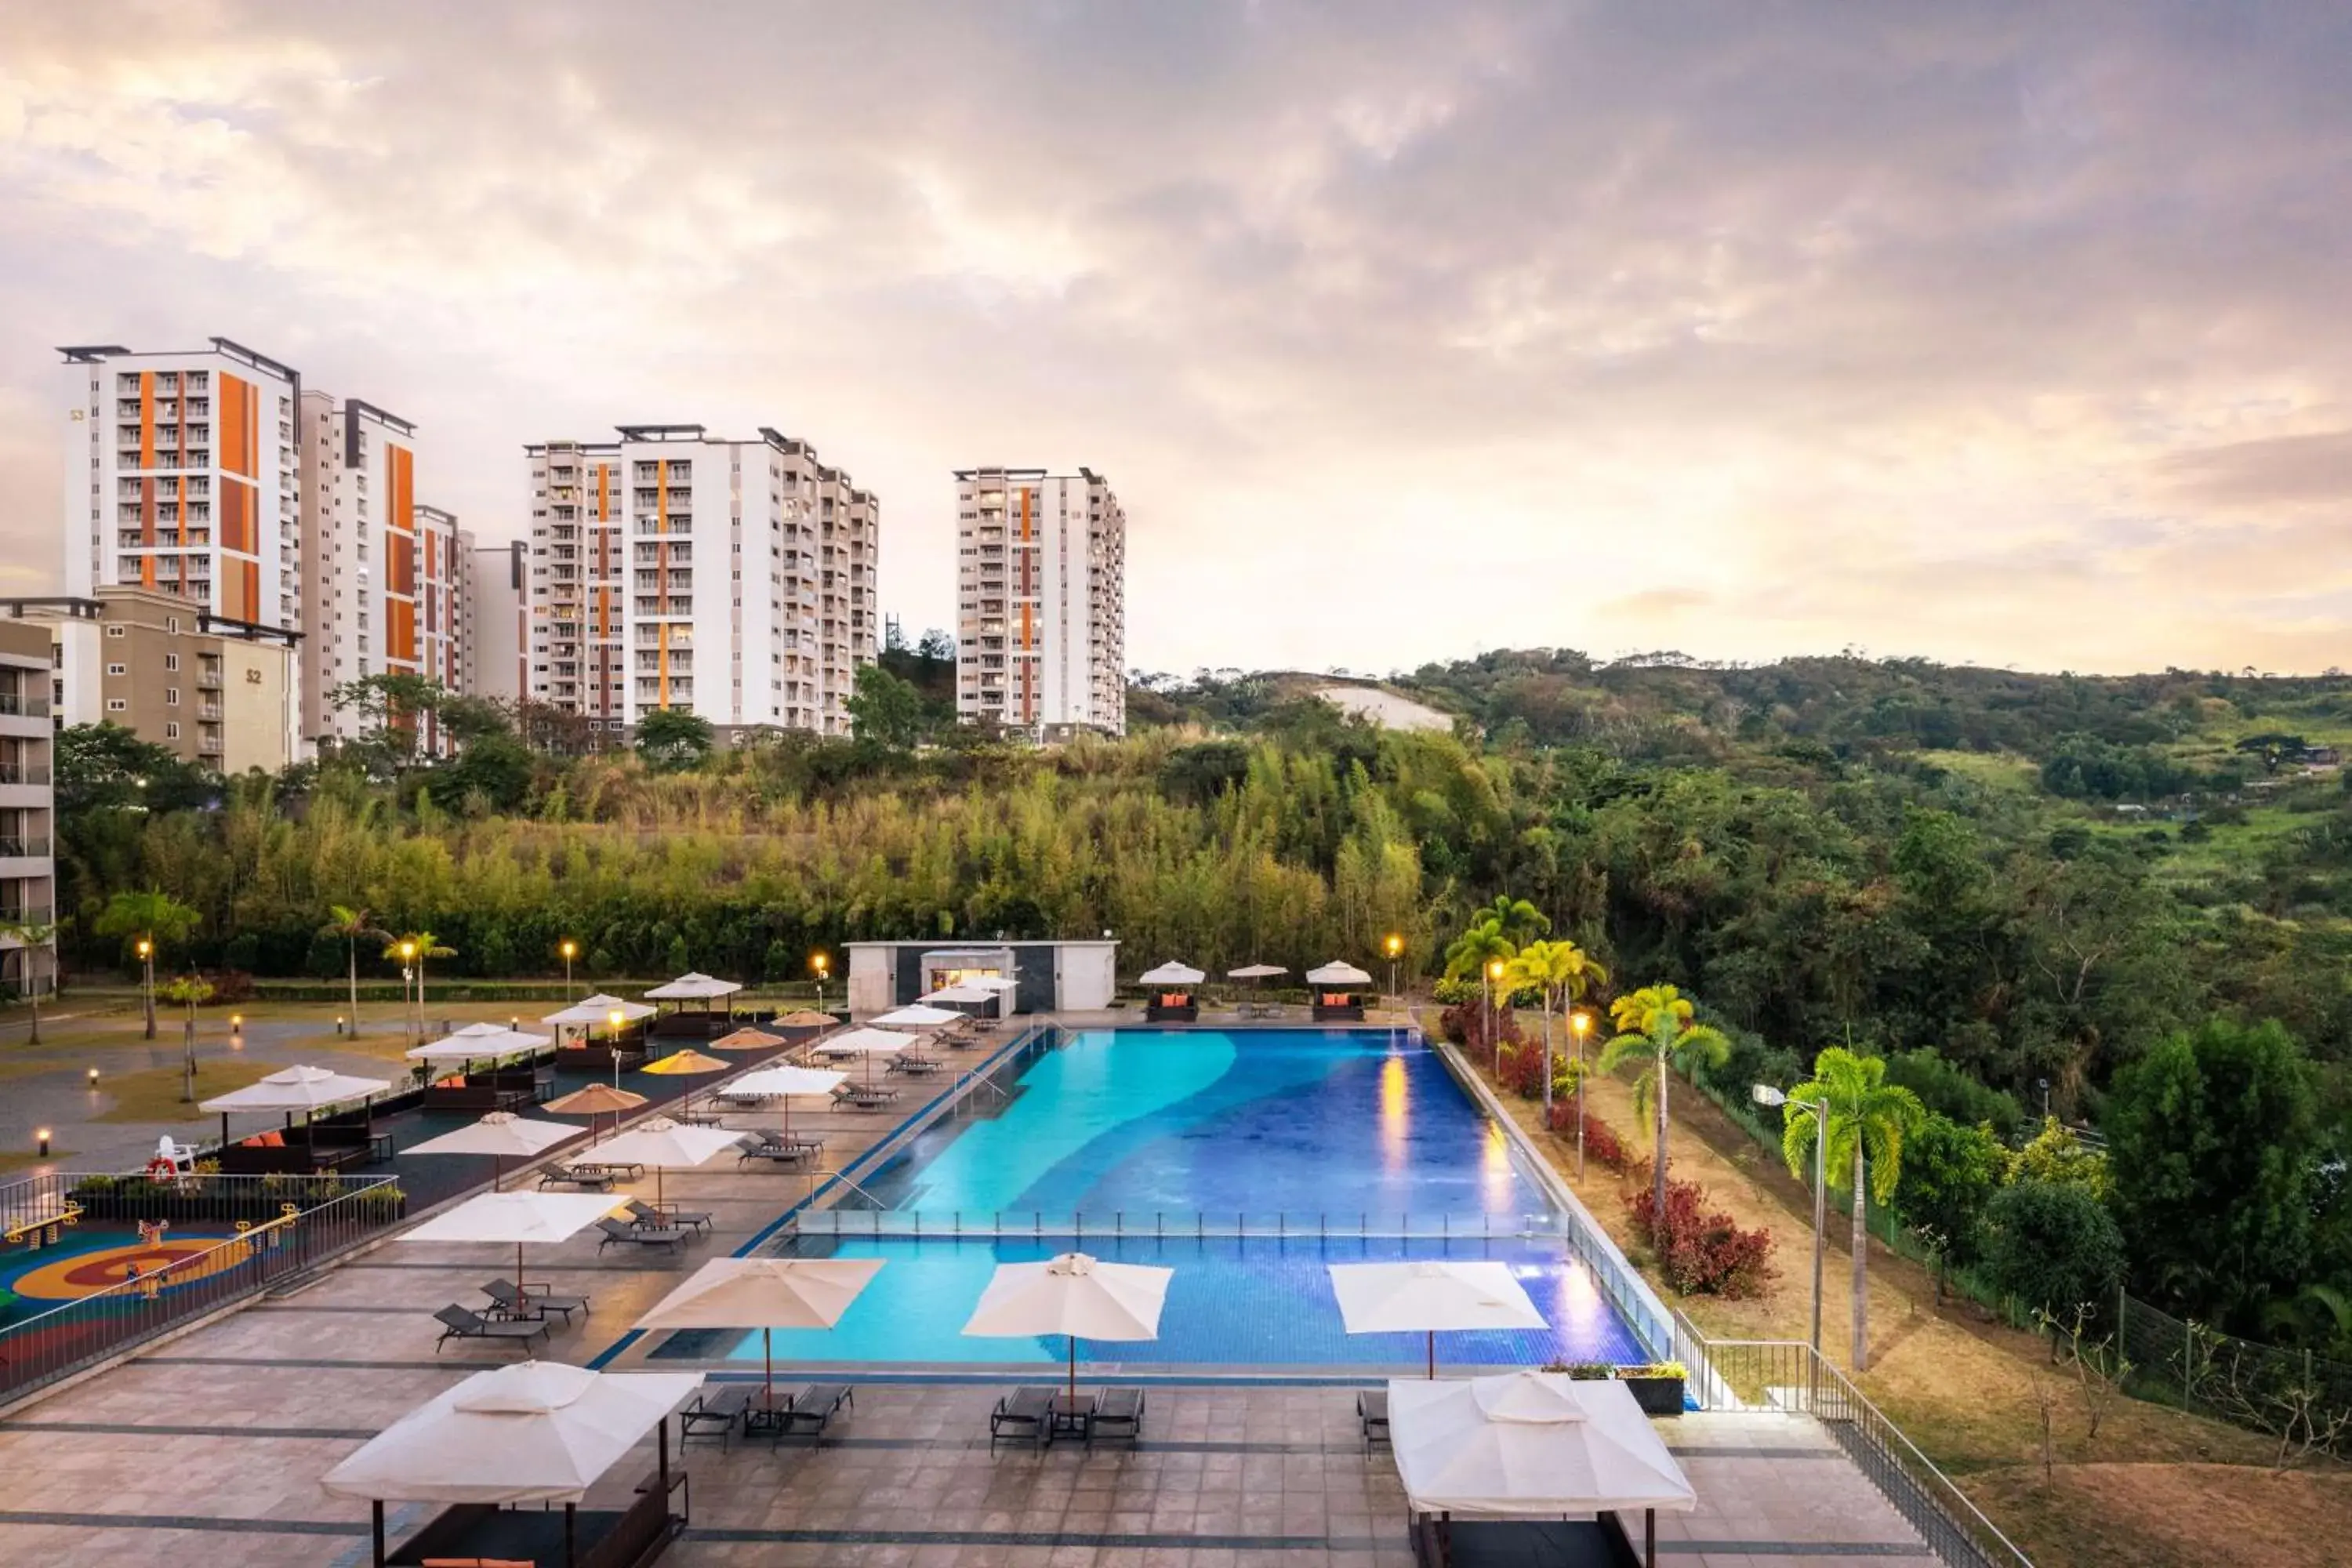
715, 1027, 1648, 1370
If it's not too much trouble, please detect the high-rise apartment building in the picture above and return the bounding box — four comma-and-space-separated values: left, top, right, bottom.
58, 340, 303, 633
524, 425, 878, 739
466, 541, 528, 704
953, 466, 1126, 737
298, 393, 469, 753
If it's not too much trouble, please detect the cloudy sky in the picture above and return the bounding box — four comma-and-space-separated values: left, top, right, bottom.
2, 2, 2347, 677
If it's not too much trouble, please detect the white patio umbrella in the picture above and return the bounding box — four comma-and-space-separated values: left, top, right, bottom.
812, 1025, 918, 1082
918, 983, 998, 1004
1138, 961, 1206, 987
872, 1004, 962, 1028
541, 993, 657, 1028
967, 976, 1018, 991
721, 1065, 846, 1136
1387, 1372, 1696, 1566
633, 1256, 885, 1410
400, 1190, 622, 1299
321, 1361, 704, 1551
1229, 964, 1287, 979
405, 1111, 584, 1190
201, 1063, 393, 1149
587, 1116, 743, 1210
644, 971, 743, 1009
963, 1250, 1173, 1402
1328, 1260, 1546, 1377
406, 1022, 553, 1064
1306, 961, 1375, 988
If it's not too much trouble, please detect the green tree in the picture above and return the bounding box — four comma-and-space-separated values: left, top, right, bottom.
1478, 895, 1552, 946
1600, 984, 1731, 1223
322, 905, 389, 1033
1498, 938, 1610, 1118
1982, 1179, 2126, 1319
93, 891, 200, 1040
157, 973, 216, 1102
1780, 1046, 1926, 1370
2006, 1117, 2111, 1200
847, 664, 927, 751
0, 917, 63, 1043
1893, 1113, 2006, 1303
54, 721, 216, 814
635, 709, 714, 771
2105, 1018, 2321, 1331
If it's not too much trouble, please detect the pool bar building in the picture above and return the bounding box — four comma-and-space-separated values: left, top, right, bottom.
846, 939, 1120, 1016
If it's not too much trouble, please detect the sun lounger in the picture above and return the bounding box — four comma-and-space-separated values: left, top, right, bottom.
775, 1383, 853, 1443
595, 1215, 688, 1253
735, 1129, 822, 1167
481, 1278, 590, 1323
1357, 1388, 1389, 1448
679, 1384, 752, 1449
831, 1083, 900, 1110
890, 1053, 944, 1076
432, 1304, 552, 1354
627, 1197, 711, 1233
536, 1163, 615, 1191
1089, 1386, 1145, 1446
989, 1385, 1054, 1451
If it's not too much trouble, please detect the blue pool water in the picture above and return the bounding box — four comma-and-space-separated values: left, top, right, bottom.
715, 1028, 1647, 1370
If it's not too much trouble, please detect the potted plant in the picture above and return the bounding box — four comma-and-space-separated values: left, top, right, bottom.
1617, 1360, 1688, 1415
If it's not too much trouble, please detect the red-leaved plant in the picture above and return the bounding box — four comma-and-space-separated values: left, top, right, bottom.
1548, 1102, 1632, 1172
1627, 1175, 1775, 1298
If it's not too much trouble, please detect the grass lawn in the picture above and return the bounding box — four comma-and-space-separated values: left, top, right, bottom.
89, 1060, 277, 1122
1450, 1008, 2350, 1568
1915, 749, 2043, 792
0, 1148, 74, 1173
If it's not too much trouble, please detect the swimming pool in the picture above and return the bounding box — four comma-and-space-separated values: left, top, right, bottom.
713, 1028, 1648, 1370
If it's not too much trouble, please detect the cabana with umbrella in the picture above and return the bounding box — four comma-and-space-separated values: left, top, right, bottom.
1138, 961, 1204, 1022
321, 1359, 703, 1568
1307, 960, 1375, 1022
633, 1257, 884, 1423
409, 1022, 555, 1112
1229, 963, 1287, 1018
406, 1110, 586, 1191
1386, 1370, 1697, 1568
1329, 1260, 1547, 1377
963, 1250, 1172, 1411
586, 1116, 742, 1218
401, 1189, 625, 1301
644, 972, 744, 1041
546, 994, 657, 1076
201, 1065, 394, 1173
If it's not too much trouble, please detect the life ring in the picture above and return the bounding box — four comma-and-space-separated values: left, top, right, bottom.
145, 1157, 176, 1184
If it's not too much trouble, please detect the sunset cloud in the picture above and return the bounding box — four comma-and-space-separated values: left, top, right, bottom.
2, 2, 2348, 675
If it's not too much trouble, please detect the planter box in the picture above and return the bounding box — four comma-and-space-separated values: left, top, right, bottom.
1621, 1375, 1686, 1416
69, 1186, 406, 1226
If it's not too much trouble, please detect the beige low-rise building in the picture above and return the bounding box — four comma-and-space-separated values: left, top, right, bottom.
0, 618, 58, 996
1, 586, 299, 773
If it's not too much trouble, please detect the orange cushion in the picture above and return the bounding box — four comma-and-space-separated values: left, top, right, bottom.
258, 1131, 285, 1147
1322, 993, 1348, 1006
435, 1075, 463, 1088
240, 1136, 266, 1148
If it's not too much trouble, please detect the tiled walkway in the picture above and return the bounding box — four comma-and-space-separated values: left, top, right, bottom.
0, 1020, 1946, 1567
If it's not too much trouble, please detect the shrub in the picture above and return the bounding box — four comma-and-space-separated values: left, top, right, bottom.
1498, 1040, 1551, 1098
1547, 1102, 1631, 1172
1628, 1177, 1775, 1298
1443, 999, 1526, 1066
1980, 1179, 2125, 1317
1885, 1048, 2026, 1138
2006, 1116, 2111, 1200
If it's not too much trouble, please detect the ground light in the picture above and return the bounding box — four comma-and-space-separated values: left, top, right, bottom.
36, 1127, 51, 1157
1754, 1082, 1829, 1353
86, 1066, 100, 1087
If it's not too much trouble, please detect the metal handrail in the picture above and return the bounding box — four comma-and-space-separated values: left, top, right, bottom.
1672, 1312, 2033, 1568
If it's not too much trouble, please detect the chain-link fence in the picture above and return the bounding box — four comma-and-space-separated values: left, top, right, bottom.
2100, 1292, 2352, 1461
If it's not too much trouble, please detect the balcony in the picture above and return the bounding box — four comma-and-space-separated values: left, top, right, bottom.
0, 693, 53, 719
0, 765, 53, 786
0, 837, 51, 859
198, 735, 224, 756
0, 905, 56, 926
195, 666, 224, 691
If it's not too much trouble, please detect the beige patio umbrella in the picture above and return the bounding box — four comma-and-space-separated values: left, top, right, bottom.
963, 1251, 1173, 1403
709, 1025, 789, 1051
405, 1110, 584, 1191
775, 1009, 837, 1029
632, 1256, 885, 1410
543, 1081, 649, 1144
585, 1116, 742, 1210
639, 1047, 729, 1119
1328, 1260, 1546, 1377
399, 1189, 622, 1300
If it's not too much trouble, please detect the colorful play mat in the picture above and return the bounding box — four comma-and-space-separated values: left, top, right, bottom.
2, 1228, 252, 1323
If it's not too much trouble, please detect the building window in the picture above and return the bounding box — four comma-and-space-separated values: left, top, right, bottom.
106, 625, 125, 639
164, 652, 180, 671
165, 722, 180, 740
166, 616, 180, 633
107, 698, 126, 712
165, 688, 180, 706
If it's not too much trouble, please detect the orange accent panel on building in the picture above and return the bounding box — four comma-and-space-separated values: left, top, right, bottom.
388, 598, 417, 664
140, 373, 156, 550
219, 478, 255, 554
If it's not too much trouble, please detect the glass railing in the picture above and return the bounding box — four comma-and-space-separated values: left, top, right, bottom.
796, 1209, 1576, 1240
0, 765, 53, 786
0, 837, 53, 858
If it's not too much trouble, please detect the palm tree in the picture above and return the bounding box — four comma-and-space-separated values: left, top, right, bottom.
1443, 918, 1519, 1069
1780, 1046, 1926, 1372
158, 973, 217, 1102
1599, 984, 1731, 1221
1499, 939, 1611, 1119
390, 930, 456, 1037
0, 917, 62, 1044
93, 891, 201, 1040
323, 905, 389, 1033
1479, 895, 1552, 946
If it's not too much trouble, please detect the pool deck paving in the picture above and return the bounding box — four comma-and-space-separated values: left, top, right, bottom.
0, 1014, 1946, 1566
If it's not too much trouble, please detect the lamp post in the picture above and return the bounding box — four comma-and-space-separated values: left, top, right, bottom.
1384, 933, 1403, 1003
1755, 1083, 1830, 1354
397, 940, 418, 1043
136, 938, 155, 1041
1486, 957, 1505, 1072
608, 1007, 626, 1091
560, 939, 578, 1001
1571, 1011, 1592, 1179
811, 951, 830, 1017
